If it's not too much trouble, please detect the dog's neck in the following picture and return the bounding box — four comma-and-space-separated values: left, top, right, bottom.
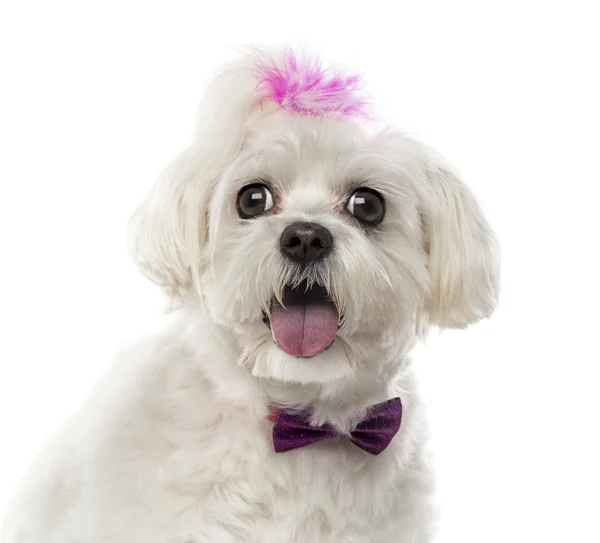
258, 358, 406, 406
257, 367, 408, 433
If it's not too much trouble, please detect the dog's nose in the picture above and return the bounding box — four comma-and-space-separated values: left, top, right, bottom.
280, 222, 333, 263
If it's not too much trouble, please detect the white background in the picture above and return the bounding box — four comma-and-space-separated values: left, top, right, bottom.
1, 1, 599, 541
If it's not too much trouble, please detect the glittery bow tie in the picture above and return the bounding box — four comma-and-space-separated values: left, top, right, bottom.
270, 397, 402, 455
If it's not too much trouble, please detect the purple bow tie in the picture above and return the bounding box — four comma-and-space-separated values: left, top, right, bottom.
271, 397, 402, 455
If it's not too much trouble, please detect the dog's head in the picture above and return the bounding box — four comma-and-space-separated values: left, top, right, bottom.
130, 49, 499, 384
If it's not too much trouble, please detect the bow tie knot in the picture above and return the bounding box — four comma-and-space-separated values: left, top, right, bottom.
270, 397, 402, 455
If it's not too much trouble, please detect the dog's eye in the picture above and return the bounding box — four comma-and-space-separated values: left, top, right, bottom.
237, 184, 274, 219
347, 189, 385, 225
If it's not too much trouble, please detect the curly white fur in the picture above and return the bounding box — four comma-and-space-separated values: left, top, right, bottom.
1, 48, 499, 543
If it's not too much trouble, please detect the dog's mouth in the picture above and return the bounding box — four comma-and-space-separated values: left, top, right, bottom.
262, 280, 340, 358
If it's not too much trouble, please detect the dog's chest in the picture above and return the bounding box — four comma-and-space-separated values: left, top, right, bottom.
150, 414, 409, 543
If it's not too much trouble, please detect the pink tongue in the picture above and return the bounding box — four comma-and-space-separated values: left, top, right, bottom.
270, 301, 339, 357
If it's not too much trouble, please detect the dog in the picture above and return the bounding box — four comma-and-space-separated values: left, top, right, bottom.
1, 48, 500, 543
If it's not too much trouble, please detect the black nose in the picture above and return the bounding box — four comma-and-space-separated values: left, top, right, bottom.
280, 222, 333, 263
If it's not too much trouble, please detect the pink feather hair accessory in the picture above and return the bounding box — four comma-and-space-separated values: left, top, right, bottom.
253, 49, 369, 119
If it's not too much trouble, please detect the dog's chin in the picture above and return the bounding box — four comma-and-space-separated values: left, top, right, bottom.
250, 340, 354, 384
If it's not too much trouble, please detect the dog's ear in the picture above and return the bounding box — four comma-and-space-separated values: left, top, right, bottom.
128, 148, 208, 297
128, 53, 265, 297
418, 147, 500, 328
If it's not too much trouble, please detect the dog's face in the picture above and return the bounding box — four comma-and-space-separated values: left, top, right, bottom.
130, 51, 499, 385
204, 118, 429, 383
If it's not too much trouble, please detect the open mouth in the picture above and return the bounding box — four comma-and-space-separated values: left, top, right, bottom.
262, 280, 340, 358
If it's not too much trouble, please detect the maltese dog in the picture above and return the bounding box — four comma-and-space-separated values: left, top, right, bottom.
1, 48, 499, 543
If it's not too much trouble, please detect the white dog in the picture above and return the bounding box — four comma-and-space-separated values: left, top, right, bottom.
1, 48, 499, 543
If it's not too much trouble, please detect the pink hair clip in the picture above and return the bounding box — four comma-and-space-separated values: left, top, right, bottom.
253, 49, 369, 119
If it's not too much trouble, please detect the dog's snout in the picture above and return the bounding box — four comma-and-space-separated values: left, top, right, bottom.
280, 222, 333, 263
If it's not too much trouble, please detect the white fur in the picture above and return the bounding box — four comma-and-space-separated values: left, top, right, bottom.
1, 48, 499, 543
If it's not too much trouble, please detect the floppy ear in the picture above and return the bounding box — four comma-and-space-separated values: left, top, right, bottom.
128, 148, 208, 297
128, 53, 266, 297
419, 150, 500, 328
